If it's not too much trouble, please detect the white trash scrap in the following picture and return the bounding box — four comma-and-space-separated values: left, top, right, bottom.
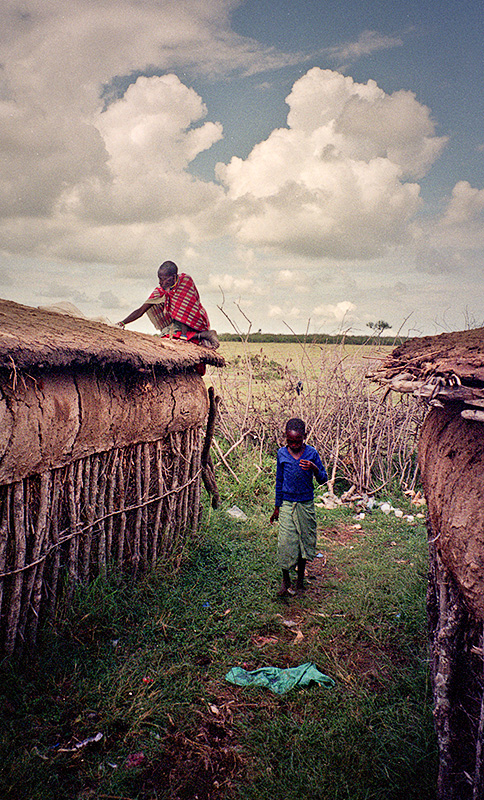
226, 505, 248, 520
315, 489, 426, 525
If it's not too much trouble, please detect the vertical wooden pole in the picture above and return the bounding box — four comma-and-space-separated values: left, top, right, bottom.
96, 452, 109, 575
0, 486, 11, 624
116, 454, 127, 570
81, 455, 99, 582
473, 623, 484, 800
106, 449, 119, 569
46, 468, 63, 621
166, 433, 181, 556
179, 429, 191, 534
141, 443, 150, 570
67, 462, 81, 595
5, 480, 27, 655
151, 439, 164, 567
17, 472, 51, 647
191, 428, 202, 533
132, 444, 142, 576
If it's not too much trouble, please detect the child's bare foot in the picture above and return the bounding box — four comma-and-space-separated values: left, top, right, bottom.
277, 581, 295, 597
295, 581, 305, 594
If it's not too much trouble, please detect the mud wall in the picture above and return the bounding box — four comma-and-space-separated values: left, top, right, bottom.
419, 404, 484, 620
0, 369, 208, 484
419, 405, 484, 800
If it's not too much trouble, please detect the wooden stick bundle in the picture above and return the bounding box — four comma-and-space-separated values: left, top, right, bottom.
0, 425, 212, 655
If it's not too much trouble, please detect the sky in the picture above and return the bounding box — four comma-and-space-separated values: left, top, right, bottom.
0, 0, 483, 337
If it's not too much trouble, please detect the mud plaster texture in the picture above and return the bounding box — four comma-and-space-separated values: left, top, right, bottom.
419, 404, 484, 620
0, 370, 208, 484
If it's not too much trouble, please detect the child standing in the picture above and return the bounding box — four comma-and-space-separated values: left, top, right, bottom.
270, 419, 327, 596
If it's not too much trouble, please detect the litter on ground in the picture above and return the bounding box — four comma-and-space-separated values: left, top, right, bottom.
225, 662, 335, 694
226, 505, 248, 520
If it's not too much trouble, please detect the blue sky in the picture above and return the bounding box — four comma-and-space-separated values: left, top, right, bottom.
0, 0, 483, 336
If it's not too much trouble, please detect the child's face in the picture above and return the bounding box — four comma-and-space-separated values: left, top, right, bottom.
286, 429, 304, 454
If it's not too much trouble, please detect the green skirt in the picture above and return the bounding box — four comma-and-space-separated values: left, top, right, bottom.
277, 500, 317, 569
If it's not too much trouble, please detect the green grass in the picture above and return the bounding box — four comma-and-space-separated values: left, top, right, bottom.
0, 464, 436, 800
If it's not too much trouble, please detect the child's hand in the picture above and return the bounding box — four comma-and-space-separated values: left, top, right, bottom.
299, 459, 315, 472
270, 508, 279, 524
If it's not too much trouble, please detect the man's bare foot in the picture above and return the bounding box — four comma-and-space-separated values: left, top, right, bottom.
198, 329, 220, 349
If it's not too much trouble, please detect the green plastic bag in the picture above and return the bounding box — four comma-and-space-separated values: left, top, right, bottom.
225, 662, 334, 695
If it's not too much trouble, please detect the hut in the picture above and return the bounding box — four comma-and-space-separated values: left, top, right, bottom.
0, 298, 224, 656
373, 328, 484, 800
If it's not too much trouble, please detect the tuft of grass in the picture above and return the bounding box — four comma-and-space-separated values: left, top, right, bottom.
0, 456, 436, 800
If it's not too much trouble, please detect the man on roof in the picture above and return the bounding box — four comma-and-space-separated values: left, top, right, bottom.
117, 261, 219, 349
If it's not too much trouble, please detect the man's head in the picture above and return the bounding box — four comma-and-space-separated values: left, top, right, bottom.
158, 260, 178, 290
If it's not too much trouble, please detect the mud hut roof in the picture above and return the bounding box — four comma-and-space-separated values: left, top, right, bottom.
0, 298, 225, 374
371, 327, 484, 423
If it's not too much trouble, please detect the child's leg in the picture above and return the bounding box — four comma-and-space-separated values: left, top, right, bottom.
277, 568, 292, 596
277, 569, 296, 596
296, 552, 306, 591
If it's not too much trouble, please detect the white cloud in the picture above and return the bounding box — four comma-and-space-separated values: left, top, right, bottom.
58, 74, 224, 226
326, 30, 403, 65
410, 181, 484, 274
217, 68, 446, 260
312, 300, 356, 324
276, 270, 298, 285
0, 0, 299, 263
0, 2, 480, 337
433, 181, 484, 248
268, 305, 284, 318
0, 7, 449, 276
208, 272, 255, 292
267, 304, 301, 320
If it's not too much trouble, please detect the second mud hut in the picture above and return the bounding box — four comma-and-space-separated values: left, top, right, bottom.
374, 327, 484, 800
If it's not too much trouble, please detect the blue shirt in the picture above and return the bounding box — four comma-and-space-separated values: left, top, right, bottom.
275, 444, 327, 507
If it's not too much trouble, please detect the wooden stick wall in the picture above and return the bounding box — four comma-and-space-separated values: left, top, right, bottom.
0, 427, 204, 656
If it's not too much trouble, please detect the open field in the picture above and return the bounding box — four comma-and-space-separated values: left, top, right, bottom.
214, 341, 392, 380
206, 340, 422, 497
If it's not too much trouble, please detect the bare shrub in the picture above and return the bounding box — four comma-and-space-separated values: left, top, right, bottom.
207, 337, 424, 494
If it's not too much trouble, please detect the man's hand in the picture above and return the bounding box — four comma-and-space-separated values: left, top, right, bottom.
299, 459, 316, 472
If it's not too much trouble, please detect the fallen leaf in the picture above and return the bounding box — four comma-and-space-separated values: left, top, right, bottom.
252, 635, 279, 647
125, 752, 146, 769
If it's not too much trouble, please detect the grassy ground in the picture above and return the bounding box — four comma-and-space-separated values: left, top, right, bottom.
0, 460, 437, 800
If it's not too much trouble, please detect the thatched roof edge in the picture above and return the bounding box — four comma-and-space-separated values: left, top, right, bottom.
370, 327, 484, 422
372, 327, 484, 384
0, 298, 225, 373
